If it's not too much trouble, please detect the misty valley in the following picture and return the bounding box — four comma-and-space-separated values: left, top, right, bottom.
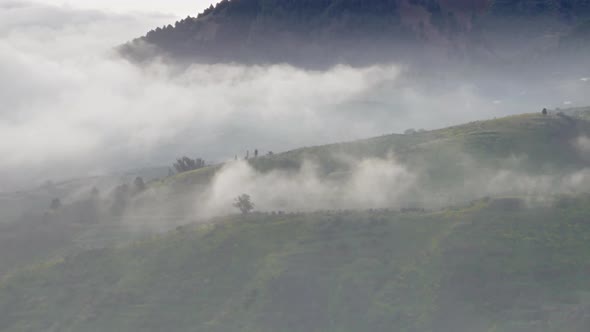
2, 1, 590, 332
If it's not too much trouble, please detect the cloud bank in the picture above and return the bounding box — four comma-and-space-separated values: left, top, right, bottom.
197, 156, 416, 218
1, 1, 590, 191
191, 156, 590, 219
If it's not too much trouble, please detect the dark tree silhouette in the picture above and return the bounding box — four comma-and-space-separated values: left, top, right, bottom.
90, 187, 100, 197
173, 156, 206, 173
404, 128, 417, 135
233, 194, 255, 214
542, 108, 548, 115
50, 198, 61, 210
134, 177, 146, 192
110, 184, 130, 216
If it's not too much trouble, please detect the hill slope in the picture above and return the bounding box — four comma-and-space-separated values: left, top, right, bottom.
2, 195, 590, 331
164, 109, 590, 201
1, 109, 590, 331
0, 109, 589, 292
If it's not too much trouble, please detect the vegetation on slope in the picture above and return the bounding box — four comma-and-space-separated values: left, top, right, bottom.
0, 109, 588, 279
2, 195, 590, 331
168, 109, 590, 192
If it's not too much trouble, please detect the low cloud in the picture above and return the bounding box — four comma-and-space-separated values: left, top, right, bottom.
574, 136, 590, 156
28, 151, 590, 231
197, 156, 416, 217
175, 154, 590, 220
1, 1, 590, 192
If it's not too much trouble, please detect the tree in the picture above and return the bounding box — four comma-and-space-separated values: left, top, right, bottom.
233, 194, 254, 214
404, 128, 417, 135
173, 156, 206, 173
134, 177, 146, 192
110, 184, 130, 216
542, 108, 548, 115
50, 198, 61, 210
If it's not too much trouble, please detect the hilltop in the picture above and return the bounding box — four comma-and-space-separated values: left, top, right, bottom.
165, 108, 590, 195
121, 0, 590, 68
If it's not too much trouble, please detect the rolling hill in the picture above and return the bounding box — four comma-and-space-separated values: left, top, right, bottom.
2, 108, 590, 278
1, 108, 590, 331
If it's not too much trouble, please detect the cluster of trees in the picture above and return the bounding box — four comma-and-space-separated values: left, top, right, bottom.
242, 149, 259, 160
142, 0, 590, 48
173, 157, 206, 173
135, 0, 418, 67
48, 176, 148, 221
194, 0, 403, 20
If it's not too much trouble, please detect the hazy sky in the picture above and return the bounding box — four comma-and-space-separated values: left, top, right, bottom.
29, 0, 215, 16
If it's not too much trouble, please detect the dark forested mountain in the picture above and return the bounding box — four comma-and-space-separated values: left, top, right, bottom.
121, 0, 590, 68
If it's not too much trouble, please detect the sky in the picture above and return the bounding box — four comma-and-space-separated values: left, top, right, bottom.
30, 0, 216, 17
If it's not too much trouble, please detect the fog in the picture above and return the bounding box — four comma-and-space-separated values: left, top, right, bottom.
197, 156, 416, 217
3, 1, 590, 192
188, 154, 590, 219
33, 0, 216, 16
575, 136, 590, 157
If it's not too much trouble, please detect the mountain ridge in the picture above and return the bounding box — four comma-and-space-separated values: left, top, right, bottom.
121, 0, 590, 68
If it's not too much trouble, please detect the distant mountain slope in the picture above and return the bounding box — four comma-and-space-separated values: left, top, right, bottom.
2, 195, 590, 331
121, 0, 590, 68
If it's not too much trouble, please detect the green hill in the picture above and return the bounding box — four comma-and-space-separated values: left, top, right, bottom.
2, 194, 590, 331
1, 109, 590, 331
2, 108, 589, 280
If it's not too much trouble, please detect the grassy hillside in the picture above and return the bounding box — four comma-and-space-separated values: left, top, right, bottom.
0, 109, 588, 279
2, 195, 590, 331
166, 109, 590, 191
0, 109, 590, 331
